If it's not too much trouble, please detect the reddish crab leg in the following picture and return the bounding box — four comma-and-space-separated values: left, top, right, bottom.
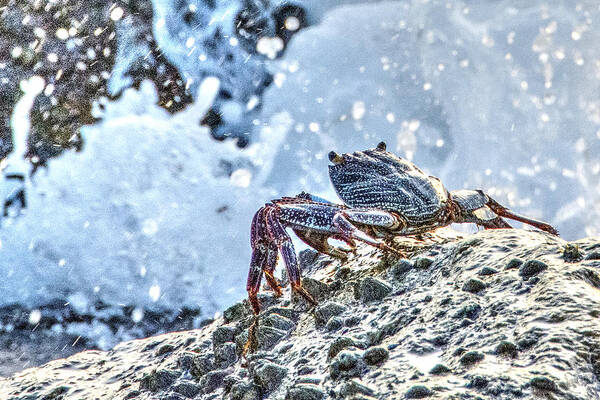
333, 211, 405, 256
265, 209, 318, 308
486, 197, 559, 235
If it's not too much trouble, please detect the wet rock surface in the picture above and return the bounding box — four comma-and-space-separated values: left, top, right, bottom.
1, 229, 600, 399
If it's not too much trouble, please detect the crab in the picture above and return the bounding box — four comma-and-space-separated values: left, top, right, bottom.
247, 141, 558, 315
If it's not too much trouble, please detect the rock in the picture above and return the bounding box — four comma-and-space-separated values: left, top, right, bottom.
172, 382, 201, 398
429, 364, 451, 375
325, 317, 344, 331
215, 342, 238, 368
2, 230, 599, 399
459, 351, 484, 365
462, 278, 486, 293
584, 251, 600, 260
139, 369, 179, 392
199, 369, 230, 394
414, 257, 434, 269
285, 384, 325, 400
505, 258, 523, 270
328, 337, 357, 359
190, 354, 215, 378
356, 277, 392, 303
363, 347, 389, 365
212, 326, 237, 345
405, 385, 433, 398
340, 379, 376, 397
224, 303, 248, 323
530, 376, 558, 392
314, 301, 347, 325
390, 259, 414, 278
329, 350, 366, 379
256, 326, 288, 351
519, 260, 548, 278
253, 361, 287, 392
495, 341, 518, 358
231, 382, 260, 400
478, 267, 498, 276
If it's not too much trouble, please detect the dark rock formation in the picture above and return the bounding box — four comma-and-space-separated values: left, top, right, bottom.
1, 229, 599, 399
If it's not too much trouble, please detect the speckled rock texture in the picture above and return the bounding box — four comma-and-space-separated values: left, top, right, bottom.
1, 228, 599, 399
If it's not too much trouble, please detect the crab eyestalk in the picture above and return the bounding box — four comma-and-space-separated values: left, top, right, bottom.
328, 151, 344, 164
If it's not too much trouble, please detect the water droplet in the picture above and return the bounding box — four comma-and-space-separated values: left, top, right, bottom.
28, 310, 41, 325
142, 219, 158, 236
149, 284, 161, 302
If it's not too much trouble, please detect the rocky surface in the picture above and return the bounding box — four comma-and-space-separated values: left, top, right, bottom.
1, 228, 600, 399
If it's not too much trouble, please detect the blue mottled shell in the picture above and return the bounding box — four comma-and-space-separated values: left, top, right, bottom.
328, 148, 448, 224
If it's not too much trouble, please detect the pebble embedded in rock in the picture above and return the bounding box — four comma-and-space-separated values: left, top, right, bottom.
224, 303, 248, 323
253, 361, 288, 392
156, 344, 175, 356
329, 350, 365, 379
415, 257, 434, 269
326, 317, 343, 331
215, 342, 238, 367
391, 259, 413, 278
356, 277, 392, 303
478, 267, 498, 276
328, 337, 356, 359
505, 258, 523, 270
256, 326, 288, 351
530, 376, 558, 392
340, 379, 376, 397
453, 303, 482, 320
584, 251, 600, 260
190, 354, 215, 378
466, 375, 488, 388
231, 382, 260, 400
459, 351, 484, 365
261, 313, 296, 331
363, 347, 389, 365
429, 364, 451, 375
173, 382, 201, 398
462, 278, 486, 294
139, 369, 179, 392
285, 384, 325, 400
315, 301, 347, 325
200, 369, 231, 394
495, 341, 518, 357
562, 243, 583, 262
405, 385, 433, 398
519, 260, 548, 278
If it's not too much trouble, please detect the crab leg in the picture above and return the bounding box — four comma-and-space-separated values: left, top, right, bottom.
293, 229, 354, 259
247, 207, 270, 314
332, 212, 405, 256
265, 209, 318, 308
485, 197, 559, 235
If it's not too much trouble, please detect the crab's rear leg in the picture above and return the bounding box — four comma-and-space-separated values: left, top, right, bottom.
485, 196, 558, 235
451, 190, 558, 235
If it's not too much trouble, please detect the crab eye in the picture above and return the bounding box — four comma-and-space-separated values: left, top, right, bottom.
376, 141, 387, 151
328, 151, 344, 164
